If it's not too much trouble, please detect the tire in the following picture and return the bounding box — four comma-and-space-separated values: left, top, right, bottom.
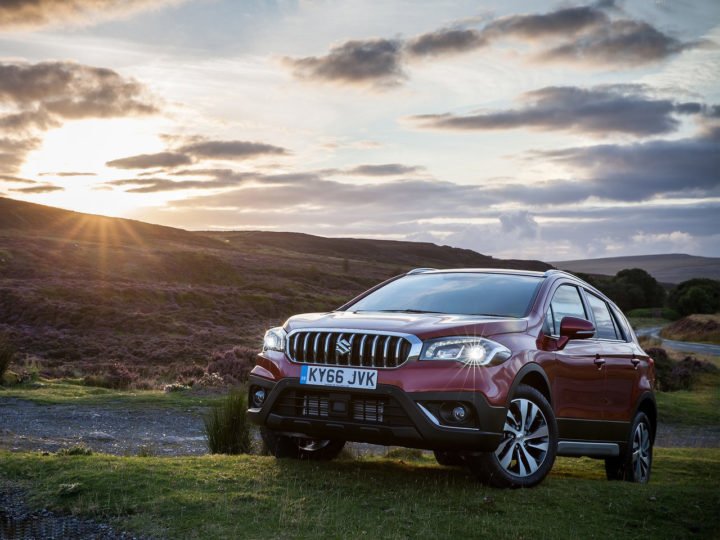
604, 412, 653, 483
466, 385, 558, 488
433, 450, 465, 467
260, 428, 346, 461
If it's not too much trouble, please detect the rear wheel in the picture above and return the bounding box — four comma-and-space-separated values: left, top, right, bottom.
433, 450, 464, 467
466, 385, 557, 488
605, 412, 653, 483
261, 428, 346, 460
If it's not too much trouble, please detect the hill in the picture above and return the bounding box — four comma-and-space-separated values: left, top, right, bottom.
0, 197, 550, 385
551, 254, 720, 284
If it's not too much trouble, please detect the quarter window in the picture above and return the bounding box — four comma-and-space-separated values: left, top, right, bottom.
586, 293, 619, 340
546, 285, 587, 336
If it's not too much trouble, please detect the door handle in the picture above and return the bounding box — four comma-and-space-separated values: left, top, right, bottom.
631, 357, 641, 369
594, 356, 606, 368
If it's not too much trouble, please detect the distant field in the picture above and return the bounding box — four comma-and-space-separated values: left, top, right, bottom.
551, 254, 720, 283
2, 448, 718, 539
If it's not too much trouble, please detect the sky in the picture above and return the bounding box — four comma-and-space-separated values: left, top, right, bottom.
0, 0, 719, 261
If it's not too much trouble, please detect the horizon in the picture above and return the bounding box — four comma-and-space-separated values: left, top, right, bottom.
1, 0, 719, 260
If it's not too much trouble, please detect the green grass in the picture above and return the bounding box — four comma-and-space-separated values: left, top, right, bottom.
1, 448, 718, 539
0, 378, 224, 408
656, 372, 720, 425
628, 317, 671, 329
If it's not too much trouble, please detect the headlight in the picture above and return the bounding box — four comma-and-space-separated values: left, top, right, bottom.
263, 327, 287, 352
419, 336, 511, 366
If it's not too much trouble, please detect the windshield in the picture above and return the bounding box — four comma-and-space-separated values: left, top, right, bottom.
348, 272, 543, 318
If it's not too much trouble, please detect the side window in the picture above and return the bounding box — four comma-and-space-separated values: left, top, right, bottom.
610, 306, 631, 342
547, 285, 587, 336
586, 293, 619, 340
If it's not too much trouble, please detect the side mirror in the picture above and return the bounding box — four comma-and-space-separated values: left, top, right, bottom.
557, 316, 595, 350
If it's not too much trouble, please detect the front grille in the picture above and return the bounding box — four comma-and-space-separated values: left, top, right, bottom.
273, 389, 413, 427
287, 330, 412, 368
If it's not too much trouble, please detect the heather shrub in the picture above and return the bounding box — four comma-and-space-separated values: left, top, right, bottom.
0, 335, 15, 383
650, 347, 717, 391
83, 363, 138, 389
195, 372, 226, 389
164, 382, 190, 393
204, 390, 251, 455
207, 346, 256, 385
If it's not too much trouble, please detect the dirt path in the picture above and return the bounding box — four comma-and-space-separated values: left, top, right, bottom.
1, 397, 719, 456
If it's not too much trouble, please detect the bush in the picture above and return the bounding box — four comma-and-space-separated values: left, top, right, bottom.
668, 278, 720, 316
83, 363, 138, 389
57, 446, 93, 456
204, 390, 251, 455
0, 336, 15, 383
648, 347, 717, 391
207, 346, 256, 386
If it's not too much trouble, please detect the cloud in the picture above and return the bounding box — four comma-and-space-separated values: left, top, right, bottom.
0, 137, 41, 174
0, 61, 158, 174
499, 211, 539, 239
38, 171, 97, 177
106, 152, 192, 170
405, 28, 486, 58
177, 140, 288, 160
283, 2, 700, 87
106, 139, 290, 170
103, 169, 260, 193
411, 85, 703, 136
283, 38, 405, 88
0, 61, 159, 118
342, 164, 424, 176
539, 19, 699, 66
0, 0, 182, 31
10, 184, 64, 193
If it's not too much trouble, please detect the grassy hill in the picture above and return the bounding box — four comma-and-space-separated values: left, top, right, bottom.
0, 197, 550, 385
551, 254, 720, 284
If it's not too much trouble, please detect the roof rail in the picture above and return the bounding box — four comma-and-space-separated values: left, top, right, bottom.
406, 267, 436, 275
544, 269, 576, 278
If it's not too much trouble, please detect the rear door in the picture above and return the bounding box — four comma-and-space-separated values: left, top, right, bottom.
584, 292, 640, 426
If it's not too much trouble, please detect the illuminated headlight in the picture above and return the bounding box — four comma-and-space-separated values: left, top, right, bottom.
262, 327, 287, 352
419, 337, 511, 366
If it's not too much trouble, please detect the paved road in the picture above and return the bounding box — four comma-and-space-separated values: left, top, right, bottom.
635, 326, 720, 356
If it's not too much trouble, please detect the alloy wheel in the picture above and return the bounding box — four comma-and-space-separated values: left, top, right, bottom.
495, 398, 550, 477
632, 422, 651, 482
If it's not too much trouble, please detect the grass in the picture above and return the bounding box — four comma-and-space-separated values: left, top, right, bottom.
1, 448, 718, 539
0, 378, 225, 409
656, 372, 720, 425
628, 317, 671, 330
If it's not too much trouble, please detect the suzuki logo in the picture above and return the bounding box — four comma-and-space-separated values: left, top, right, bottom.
336, 338, 352, 356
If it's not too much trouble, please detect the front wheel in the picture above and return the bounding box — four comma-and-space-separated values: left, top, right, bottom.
605, 412, 653, 483
261, 428, 346, 460
466, 385, 558, 488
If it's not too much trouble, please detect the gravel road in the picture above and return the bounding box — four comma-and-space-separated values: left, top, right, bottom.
1, 397, 718, 456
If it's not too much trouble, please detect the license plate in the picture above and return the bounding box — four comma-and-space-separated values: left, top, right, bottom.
300, 365, 377, 389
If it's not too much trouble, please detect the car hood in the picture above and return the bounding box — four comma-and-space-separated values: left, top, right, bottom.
284, 310, 527, 340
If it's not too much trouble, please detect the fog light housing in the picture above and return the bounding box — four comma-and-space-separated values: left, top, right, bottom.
452, 405, 467, 422
252, 388, 266, 408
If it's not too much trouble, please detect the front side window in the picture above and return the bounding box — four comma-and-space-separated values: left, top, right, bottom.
349, 272, 543, 318
586, 293, 619, 340
546, 285, 587, 336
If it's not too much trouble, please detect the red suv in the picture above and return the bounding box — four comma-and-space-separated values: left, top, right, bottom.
248, 269, 655, 488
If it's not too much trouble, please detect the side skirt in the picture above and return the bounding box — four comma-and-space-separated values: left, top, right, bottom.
557, 440, 619, 458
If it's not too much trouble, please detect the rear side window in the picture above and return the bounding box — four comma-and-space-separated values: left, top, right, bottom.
586, 293, 619, 340
547, 285, 587, 335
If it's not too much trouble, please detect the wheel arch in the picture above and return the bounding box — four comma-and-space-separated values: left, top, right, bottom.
509, 363, 552, 407
634, 392, 657, 443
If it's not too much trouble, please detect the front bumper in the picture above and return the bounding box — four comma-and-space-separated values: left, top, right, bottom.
247, 375, 506, 451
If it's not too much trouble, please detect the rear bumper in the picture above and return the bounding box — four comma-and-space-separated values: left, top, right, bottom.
247, 375, 506, 451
